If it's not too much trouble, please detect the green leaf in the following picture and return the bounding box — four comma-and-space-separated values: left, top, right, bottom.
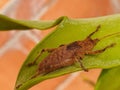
13, 14, 120, 90
0, 14, 64, 30
95, 66, 120, 90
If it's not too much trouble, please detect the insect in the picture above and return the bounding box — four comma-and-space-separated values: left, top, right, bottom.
28, 25, 116, 78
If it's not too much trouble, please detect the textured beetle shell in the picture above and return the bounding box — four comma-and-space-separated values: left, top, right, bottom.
38, 45, 76, 74
38, 38, 99, 74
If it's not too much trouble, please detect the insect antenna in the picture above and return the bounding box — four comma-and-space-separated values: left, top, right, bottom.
99, 32, 120, 40
87, 25, 101, 38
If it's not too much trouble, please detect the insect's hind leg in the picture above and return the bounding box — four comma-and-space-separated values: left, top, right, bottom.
85, 43, 116, 55
27, 48, 56, 67
75, 56, 88, 72
87, 25, 101, 38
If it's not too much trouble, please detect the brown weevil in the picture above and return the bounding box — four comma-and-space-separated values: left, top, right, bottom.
28, 25, 116, 78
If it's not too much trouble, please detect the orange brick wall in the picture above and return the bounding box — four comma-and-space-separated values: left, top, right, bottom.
0, 0, 8, 9
0, 0, 119, 90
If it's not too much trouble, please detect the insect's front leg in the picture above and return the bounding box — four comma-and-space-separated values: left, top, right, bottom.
85, 43, 116, 55
87, 25, 101, 39
27, 48, 56, 66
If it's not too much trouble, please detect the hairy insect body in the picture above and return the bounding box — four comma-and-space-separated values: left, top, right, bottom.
39, 46, 75, 74
29, 25, 115, 78
38, 38, 99, 74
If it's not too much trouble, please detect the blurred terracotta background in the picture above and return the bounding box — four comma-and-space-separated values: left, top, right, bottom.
0, 0, 120, 90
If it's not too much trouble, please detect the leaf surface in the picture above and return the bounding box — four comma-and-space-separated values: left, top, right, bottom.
95, 66, 120, 90
0, 14, 64, 30
1, 14, 120, 90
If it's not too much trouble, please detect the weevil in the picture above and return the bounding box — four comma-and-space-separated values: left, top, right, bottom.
28, 25, 116, 78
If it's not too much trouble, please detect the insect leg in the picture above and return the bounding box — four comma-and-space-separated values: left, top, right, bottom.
42, 48, 57, 53
85, 43, 116, 55
27, 48, 56, 66
30, 71, 40, 79
75, 56, 88, 72
87, 25, 101, 38
16, 84, 22, 89
59, 44, 65, 47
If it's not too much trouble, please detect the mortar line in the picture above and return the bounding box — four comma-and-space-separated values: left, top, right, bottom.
0, 0, 58, 56
25, 31, 41, 43
33, 0, 58, 20
110, 0, 120, 13
0, 0, 19, 14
